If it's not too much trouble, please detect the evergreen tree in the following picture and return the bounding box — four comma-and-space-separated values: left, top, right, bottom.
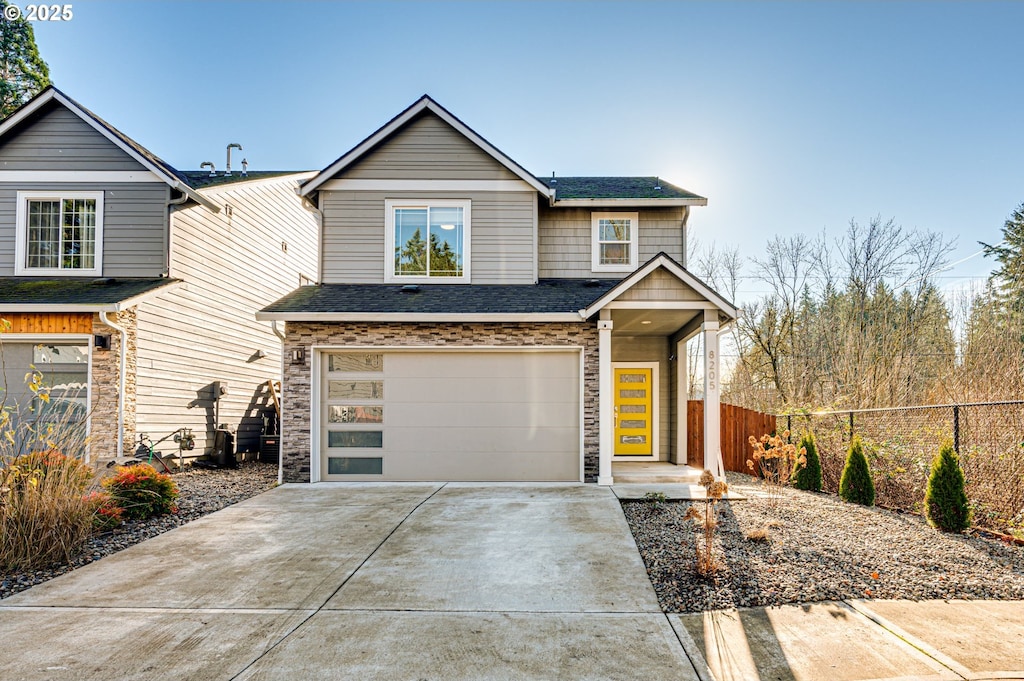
0, 1, 51, 118
396, 228, 427, 274
980, 202, 1024, 311
792, 431, 822, 492
924, 441, 971, 532
839, 436, 875, 505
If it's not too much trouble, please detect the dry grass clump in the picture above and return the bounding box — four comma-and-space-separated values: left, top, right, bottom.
684, 470, 729, 575
0, 450, 98, 570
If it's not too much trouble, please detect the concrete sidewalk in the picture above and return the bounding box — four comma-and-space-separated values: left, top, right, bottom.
0, 483, 1022, 680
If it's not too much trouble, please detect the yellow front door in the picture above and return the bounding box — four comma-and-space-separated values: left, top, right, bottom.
614, 367, 653, 456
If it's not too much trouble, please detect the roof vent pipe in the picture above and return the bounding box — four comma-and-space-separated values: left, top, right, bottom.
240, 158, 248, 177
226, 143, 242, 176
654, 177, 662, 191
200, 161, 215, 176
550, 171, 557, 184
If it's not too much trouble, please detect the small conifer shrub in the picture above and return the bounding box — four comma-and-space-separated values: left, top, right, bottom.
924, 441, 971, 532
839, 436, 875, 506
792, 432, 822, 492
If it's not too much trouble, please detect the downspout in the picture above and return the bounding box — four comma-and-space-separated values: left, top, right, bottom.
98, 311, 128, 459
300, 194, 323, 285
272, 320, 286, 485
166, 190, 190, 277
681, 205, 691, 269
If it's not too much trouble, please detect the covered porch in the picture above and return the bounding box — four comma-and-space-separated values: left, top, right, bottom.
582, 254, 738, 486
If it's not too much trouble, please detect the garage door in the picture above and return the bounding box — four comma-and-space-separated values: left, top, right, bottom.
319, 350, 581, 481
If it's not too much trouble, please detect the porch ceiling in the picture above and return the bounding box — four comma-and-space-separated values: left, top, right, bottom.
611, 308, 700, 336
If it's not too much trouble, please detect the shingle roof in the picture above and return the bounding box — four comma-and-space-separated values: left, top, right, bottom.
179, 171, 310, 190
260, 279, 620, 315
536, 176, 705, 201
0, 278, 178, 306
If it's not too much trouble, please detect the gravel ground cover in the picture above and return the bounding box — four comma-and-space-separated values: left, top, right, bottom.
623, 472, 1024, 613
0, 461, 277, 600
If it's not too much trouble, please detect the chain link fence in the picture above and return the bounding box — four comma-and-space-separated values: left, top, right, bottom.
781, 401, 1024, 535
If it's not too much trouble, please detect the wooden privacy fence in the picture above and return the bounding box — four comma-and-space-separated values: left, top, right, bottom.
687, 401, 776, 473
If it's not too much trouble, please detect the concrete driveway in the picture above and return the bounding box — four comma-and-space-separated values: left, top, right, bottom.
0, 483, 701, 681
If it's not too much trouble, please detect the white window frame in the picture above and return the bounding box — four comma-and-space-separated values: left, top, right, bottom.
384, 198, 471, 283
591, 211, 639, 273
14, 190, 104, 276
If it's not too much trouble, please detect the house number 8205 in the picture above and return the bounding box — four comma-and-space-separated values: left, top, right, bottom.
707, 349, 717, 391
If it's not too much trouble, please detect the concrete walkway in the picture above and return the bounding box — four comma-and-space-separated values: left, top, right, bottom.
1, 483, 1023, 680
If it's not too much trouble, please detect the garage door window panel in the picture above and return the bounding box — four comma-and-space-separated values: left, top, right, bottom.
323, 353, 386, 476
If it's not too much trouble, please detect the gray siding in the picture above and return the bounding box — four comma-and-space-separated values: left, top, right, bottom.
612, 337, 672, 460
618, 267, 705, 302
538, 206, 686, 278
134, 176, 319, 455
321, 189, 535, 284
0, 182, 170, 277
0, 104, 149, 171
342, 113, 522, 181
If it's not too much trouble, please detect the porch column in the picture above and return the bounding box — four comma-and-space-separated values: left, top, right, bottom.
676, 337, 687, 465
598, 311, 614, 485
702, 311, 725, 479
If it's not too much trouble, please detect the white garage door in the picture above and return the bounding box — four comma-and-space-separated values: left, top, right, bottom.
319, 350, 581, 481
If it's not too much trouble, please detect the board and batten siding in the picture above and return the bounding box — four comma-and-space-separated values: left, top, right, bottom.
0, 182, 170, 277
342, 113, 522, 181
612, 336, 672, 460
0, 104, 150, 172
320, 189, 535, 284
538, 205, 686, 278
133, 175, 318, 455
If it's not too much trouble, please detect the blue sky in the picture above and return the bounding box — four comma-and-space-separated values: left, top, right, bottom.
27, 1, 1024, 298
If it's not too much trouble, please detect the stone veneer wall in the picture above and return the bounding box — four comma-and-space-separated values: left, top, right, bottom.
89, 309, 137, 462
281, 322, 600, 483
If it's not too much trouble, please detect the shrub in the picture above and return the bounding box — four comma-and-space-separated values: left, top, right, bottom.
925, 441, 971, 532
683, 470, 729, 575
84, 490, 124, 531
0, 450, 98, 570
839, 436, 875, 506
102, 464, 179, 520
747, 430, 806, 508
792, 432, 822, 492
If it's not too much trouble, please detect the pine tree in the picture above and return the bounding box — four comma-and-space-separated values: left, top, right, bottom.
0, 1, 51, 118
981, 203, 1024, 314
396, 228, 427, 274
792, 431, 822, 492
839, 436, 875, 505
924, 441, 971, 532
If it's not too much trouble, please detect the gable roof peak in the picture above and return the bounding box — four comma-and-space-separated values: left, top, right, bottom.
300, 95, 552, 197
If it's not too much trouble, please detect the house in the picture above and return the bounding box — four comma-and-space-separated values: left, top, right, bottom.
258, 96, 737, 484
0, 87, 318, 464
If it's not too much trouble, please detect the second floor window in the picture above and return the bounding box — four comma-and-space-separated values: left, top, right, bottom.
592, 211, 638, 273
16, 191, 103, 276
386, 199, 470, 282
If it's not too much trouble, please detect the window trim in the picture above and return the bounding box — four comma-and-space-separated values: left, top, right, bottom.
591, 211, 638, 273
14, 190, 104, 276
384, 198, 471, 283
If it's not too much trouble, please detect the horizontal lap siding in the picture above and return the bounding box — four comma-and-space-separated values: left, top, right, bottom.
0, 182, 169, 277
0, 105, 149, 172
342, 114, 522, 181
134, 177, 318, 454
538, 205, 686, 278
321, 190, 535, 284
617, 268, 705, 302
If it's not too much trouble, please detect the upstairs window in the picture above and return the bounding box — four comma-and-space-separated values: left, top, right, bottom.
15, 191, 103, 276
385, 199, 470, 282
592, 211, 638, 273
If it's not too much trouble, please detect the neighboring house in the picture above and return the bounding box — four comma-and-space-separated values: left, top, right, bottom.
259, 96, 737, 484
0, 87, 318, 464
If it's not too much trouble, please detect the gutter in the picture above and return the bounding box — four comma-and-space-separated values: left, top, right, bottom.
98, 311, 128, 459
300, 195, 324, 284
271, 321, 286, 486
